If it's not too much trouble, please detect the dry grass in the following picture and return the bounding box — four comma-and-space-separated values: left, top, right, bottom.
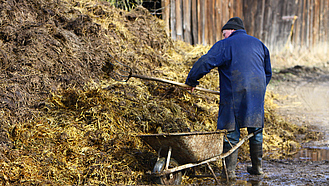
271, 43, 329, 69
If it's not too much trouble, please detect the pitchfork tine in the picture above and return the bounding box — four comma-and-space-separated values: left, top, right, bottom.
107, 52, 133, 82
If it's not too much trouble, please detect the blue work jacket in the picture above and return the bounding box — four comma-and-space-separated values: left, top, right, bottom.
185, 30, 272, 131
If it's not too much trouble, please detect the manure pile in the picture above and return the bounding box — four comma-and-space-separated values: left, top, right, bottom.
0, 0, 319, 185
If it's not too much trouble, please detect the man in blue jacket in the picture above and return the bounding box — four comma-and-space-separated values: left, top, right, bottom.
185, 17, 272, 179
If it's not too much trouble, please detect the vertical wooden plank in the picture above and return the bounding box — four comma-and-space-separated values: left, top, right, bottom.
207, 0, 213, 45
207, 0, 212, 45
310, 0, 315, 46
162, 0, 170, 37
198, 0, 203, 45
206, 0, 209, 45
265, 0, 272, 46
307, 0, 311, 48
170, 0, 177, 40
229, 0, 234, 18
202, 0, 206, 45
295, 0, 303, 48
220, 0, 224, 38
303, 0, 308, 48
266, 0, 280, 51
281, 0, 290, 48
192, 0, 198, 44
211, 0, 215, 44
263, 0, 273, 48
243, 0, 252, 36
232, 0, 240, 18
323, 1, 329, 45
215, 0, 221, 41
290, 0, 299, 47
176, 0, 183, 40
262, 0, 268, 45
313, 0, 319, 45
257, 0, 265, 40
323, 0, 327, 44
318, 0, 324, 41
218, 0, 223, 31
270, 0, 277, 51
322, 0, 326, 41
304, 0, 308, 48
300, 0, 306, 47
320, 0, 329, 46
259, 0, 265, 40
245, 0, 259, 37
223, 0, 229, 30
183, 0, 192, 44
238, 0, 243, 18
204, 0, 209, 45
307, 0, 311, 47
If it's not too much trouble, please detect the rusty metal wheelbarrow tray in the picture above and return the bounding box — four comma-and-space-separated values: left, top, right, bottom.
138, 131, 226, 165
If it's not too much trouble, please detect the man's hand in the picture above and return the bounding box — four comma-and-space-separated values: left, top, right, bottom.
185, 86, 195, 92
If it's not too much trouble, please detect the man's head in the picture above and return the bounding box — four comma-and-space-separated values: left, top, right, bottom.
221, 17, 245, 38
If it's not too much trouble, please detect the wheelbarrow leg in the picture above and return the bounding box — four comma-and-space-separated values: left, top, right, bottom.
165, 146, 172, 170
222, 158, 229, 182
206, 162, 220, 185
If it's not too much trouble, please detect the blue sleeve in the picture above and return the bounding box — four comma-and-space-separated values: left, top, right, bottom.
185, 42, 225, 87
264, 46, 272, 85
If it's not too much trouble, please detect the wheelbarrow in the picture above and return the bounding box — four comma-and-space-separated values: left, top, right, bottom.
138, 130, 261, 185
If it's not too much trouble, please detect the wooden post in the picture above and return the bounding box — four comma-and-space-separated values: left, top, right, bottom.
198, 0, 202, 45
162, 0, 170, 37
192, 0, 198, 44
199, 1, 205, 45
215, 0, 221, 42
171, 0, 177, 40
183, 0, 192, 44
176, 0, 183, 40
204, 0, 209, 45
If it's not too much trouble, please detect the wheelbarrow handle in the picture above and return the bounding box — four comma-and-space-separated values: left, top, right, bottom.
131, 74, 220, 95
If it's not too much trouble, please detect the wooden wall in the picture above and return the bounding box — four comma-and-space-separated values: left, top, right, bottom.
161, 0, 329, 52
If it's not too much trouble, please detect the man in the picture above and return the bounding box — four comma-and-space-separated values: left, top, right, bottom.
185, 17, 272, 179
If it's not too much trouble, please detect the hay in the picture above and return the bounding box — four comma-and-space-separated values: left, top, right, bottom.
0, 0, 319, 185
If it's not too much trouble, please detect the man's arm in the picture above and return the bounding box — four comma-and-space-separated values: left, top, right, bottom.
264, 47, 272, 85
185, 42, 225, 87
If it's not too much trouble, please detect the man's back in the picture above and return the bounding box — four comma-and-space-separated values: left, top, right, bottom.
219, 30, 269, 100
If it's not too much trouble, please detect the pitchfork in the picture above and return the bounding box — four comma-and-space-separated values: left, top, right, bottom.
103, 53, 220, 95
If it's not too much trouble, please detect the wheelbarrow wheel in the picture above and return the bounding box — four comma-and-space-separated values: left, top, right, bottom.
153, 157, 182, 185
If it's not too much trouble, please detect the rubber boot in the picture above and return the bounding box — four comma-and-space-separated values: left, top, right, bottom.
247, 143, 264, 175
221, 142, 238, 180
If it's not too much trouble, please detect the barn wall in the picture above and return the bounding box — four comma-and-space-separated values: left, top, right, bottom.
160, 0, 329, 52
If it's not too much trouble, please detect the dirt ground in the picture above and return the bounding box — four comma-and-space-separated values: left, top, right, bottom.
269, 64, 329, 147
